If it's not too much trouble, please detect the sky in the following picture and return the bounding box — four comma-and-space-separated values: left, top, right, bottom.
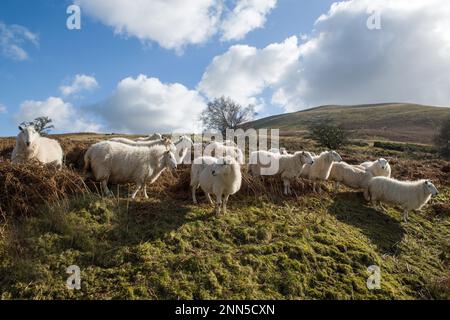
0, 0, 450, 136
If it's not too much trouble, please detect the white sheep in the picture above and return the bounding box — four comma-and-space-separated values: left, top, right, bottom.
360, 158, 391, 177
364, 177, 439, 222
190, 156, 242, 215
205, 141, 244, 164
84, 141, 177, 199
268, 147, 288, 155
11, 125, 63, 169
248, 150, 314, 195
300, 151, 342, 193
135, 133, 162, 141
328, 162, 374, 193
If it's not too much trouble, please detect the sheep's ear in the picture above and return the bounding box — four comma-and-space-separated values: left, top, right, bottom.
18, 125, 24, 132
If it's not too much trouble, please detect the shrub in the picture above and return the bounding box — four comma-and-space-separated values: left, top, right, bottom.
308, 123, 348, 150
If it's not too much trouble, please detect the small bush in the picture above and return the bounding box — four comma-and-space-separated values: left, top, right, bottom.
308, 123, 348, 150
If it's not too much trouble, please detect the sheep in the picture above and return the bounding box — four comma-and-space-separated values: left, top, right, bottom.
84, 141, 177, 199
359, 158, 391, 177
11, 125, 63, 169
300, 151, 342, 193
268, 147, 288, 155
108, 137, 175, 152
190, 156, 242, 215
328, 162, 374, 193
248, 150, 314, 195
135, 133, 162, 141
204, 141, 244, 164
364, 177, 439, 222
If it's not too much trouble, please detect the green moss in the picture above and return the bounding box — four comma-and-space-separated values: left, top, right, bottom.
0, 186, 449, 300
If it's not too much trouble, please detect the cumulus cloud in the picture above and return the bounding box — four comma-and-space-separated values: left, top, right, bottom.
76, 0, 222, 52
200, 0, 450, 113
15, 97, 101, 133
220, 0, 277, 41
94, 75, 206, 133
274, 0, 450, 111
198, 36, 300, 108
60, 74, 99, 96
0, 21, 39, 61
76, 0, 276, 51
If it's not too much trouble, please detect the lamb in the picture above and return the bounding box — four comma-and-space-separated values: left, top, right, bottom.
359, 158, 391, 177
190, 156, 242, 215
364, 177, 439, 222
11, 125, 63, 169
135, 133, 162, 141
300, 151, 342, 193
328, 162, 374, 193
248, 150, 314, 195
84, 141, 177, 199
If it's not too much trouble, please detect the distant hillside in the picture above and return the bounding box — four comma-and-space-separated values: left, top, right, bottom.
244, 103, 450, 144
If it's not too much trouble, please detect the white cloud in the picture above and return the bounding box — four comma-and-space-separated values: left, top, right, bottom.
76, 0, 276, 51
274, 0, 450, 111
0, 103, 7, 114
76, 0, 223, 52
200, 0, 450, 113
198, 36, 300, 107
0, 22, 38, 61
94, 75, 206, 133
220, 0, 276, 41
15, 97, 101, 133
60, 74, 99, 96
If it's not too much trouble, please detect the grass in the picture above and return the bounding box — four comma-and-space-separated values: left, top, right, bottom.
0, 134, 448, 300
1, 185, 448, 300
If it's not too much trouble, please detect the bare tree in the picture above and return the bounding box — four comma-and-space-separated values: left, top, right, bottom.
200, 96, 256, 136
20, 116, 54, 135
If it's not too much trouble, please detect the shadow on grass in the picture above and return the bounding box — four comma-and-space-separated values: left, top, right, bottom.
328, 192, 405, 254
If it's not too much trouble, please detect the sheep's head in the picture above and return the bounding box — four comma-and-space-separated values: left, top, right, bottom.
280, 147, 288, 155
163, 150, 178, 171
18, 125, 39, 149
424, 180, 438, 196
330, 150, 342, 162
377, 158, 389, 170
211, 157, 234, 177
296, 151, 314, 165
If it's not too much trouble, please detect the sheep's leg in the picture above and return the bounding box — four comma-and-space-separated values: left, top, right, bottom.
223, 194, 230, 215
131, 184, 142, 199
283, 179, 290, 195
101, 180, 113, 197
206, 193, 213, 205
143, 184, 149, 199
216, 194, 222, 215
317, 182, 323, 194
192, 186, 198, 204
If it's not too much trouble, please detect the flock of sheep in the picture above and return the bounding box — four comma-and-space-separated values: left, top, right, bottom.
10, 124, 439, 222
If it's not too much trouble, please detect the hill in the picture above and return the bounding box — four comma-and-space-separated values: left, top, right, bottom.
245, 103, 450, 144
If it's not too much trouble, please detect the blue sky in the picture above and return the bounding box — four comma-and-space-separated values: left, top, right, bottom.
1, 0, 449, 136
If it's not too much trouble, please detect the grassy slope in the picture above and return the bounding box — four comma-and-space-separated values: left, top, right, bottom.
1, 185, 448, 300
246, 103, 450, 144
0, 136, 448, 300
